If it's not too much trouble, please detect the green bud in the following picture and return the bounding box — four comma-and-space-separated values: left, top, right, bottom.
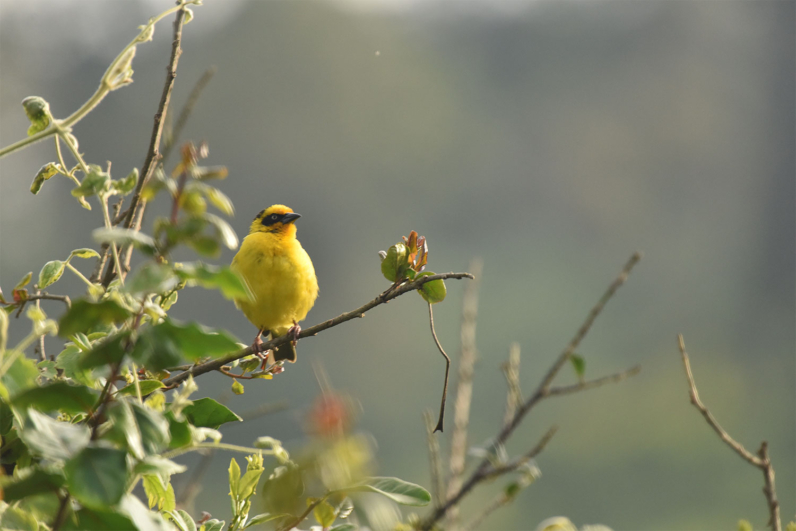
22, 96, 52, 136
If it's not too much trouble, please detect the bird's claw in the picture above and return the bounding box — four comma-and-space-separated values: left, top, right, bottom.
252, 330, 270, 370
288, 320, 301, 347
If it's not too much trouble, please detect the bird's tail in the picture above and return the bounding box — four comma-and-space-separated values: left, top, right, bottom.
270, 327, 297, 363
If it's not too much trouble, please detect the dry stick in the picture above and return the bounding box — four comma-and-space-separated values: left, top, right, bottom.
103, 4, 188, 287
419, 253, 642, 531
445, 257, 482, 528
677, 335, 781, 531
160, 66, 217, 165
16, 293, 72, 309
428, 302, 451, 433
424, 410, 445, 509
161, 272, 474, 388
502, 342, 522, 428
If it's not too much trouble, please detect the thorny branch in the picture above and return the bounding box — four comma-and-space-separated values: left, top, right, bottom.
677, 335, 781, 531
419, 253, 642, 531
161, 272, 474, 389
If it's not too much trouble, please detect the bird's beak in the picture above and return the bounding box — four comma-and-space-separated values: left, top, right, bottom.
281, 213, 301, 224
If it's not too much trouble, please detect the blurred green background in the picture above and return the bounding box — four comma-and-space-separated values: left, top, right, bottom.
1, 0, 793, 529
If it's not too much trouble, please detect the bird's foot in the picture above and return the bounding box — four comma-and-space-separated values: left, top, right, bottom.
288, 320, 301, 347
252, 329, 271, 370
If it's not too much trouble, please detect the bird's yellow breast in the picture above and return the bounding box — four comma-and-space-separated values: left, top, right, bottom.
231, 231, 318, 337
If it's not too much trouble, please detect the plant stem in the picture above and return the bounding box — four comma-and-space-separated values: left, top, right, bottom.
162, 442, 271, 460
65, 262, 95, 289
100, 194, 125, 283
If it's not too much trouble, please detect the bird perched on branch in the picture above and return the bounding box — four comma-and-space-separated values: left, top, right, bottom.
231, 204, 318, 364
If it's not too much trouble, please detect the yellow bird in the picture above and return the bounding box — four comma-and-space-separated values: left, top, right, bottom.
231, 204, 318, 363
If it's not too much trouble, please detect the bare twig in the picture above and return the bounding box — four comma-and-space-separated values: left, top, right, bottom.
446, 258, 482, 528
161, 272, 473, 388
419, 254, 642, 531
51, 494, 71, 531
502, 342, 522, 428
104, 3, 189, 287
677, 335, 780, 531
428, 302, 451, 433
277, 496, 327, 531
483, 425, 558, 479
424, 410, 445, 509
546, 365, 641, 397
6, 292, 72, 309
161, 66, 217, 165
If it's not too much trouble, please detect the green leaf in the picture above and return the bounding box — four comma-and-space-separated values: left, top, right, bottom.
142, 475, 176, 512
56, 345, 97, 386
0, 504, 38, 531
65, 446, 128, 509
204, 186, 234, 216
164, 509, 197, 531
113, 168, 139, 195
71, 165, 110, 198
1, 355, 39, 398
119, 494, 175, 531
329, 525, 356, 531
165, 411, 192, 449
106, 400, 169, 457
37, 260, 66, 289
202, 519, 227, 531
30, 162, 59, 194
156, 319, 239, 360
22, 96, 51, 136
204, 213, 239, 250
416, 272, 446, 304
75, 331, 131, 370
182, 397, 242, 429
231, 379, 244, 395
1, 467, 66, 501
68, 248, 101, 260
14, 272, 32, 290
570, 353, 586, 380
349, 477, 431, 506
192, 165, 228, 181
381, 243, 409, 282
244, 514, 290, 528
118, 380, 164, 397
63, 508, 137, 531
175, 262, 252, 301
18, 409, 90, 461
10, 381, 99, 415
314, 499, 337, 528
132, 455, 187, 477
59, 299, 131, 337
0, 398, 13, 434
92, 227, 157, 255
126, 262, 177, 295
38, 359, 57, 379
228, 457, 241, 499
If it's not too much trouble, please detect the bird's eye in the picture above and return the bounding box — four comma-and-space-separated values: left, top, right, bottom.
270, 214, 279, 220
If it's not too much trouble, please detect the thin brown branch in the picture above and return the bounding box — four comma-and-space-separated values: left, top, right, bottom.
483, 425, 558, 479
51, 494, 71, 531
419, 254, 642, 531
161, 66, 217, 165
428, 302, 451, 433
677, 334, 780, 531
161, 272, 474, 388
103, 4, 188, 287
424, 410, 445, 509
546, 365, 641, 397
446, 257, 482, 528
13, 292, 72, 309
277, 495, 327, 531
502, 342, 522, 429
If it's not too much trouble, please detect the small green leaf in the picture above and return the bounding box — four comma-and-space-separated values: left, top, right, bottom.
165, 411, 192, 449
329, 525, 356, 531
164, 509, 196, 531
63, 508, 137, 531
381, 243, 409, 282
65, 446, 129, 509
1, 355, 39, 398
59, 299, 132, 337
93, 227, 157, 255
30, 162, 59, 194
349, 477, 431, 506
133, 455, 187, 477
155, 319, 239, 360
118, 380, 164, 397
10, 382, 99, 415
183, 397, 242, 429
15, 272, 32, 290
142, 475, 176, 512
202, 186, 234, 216
126, 262, 177, 296
71, 165, 110, 198
313, 499, 336, 528
113, 168, 139, 195
202, 519, 226, 531
18, 409, 91, 461
192, 165, 228, 181
0, 504, 38, 531
175, 262, 252, 301
228, 458, 241, 498
416, 272, 446, 304
231, 379, 244, 395
245, 514, 290, 528
38, 260, 66, 289
570, 353, 586, 380
204, 213, 239, 250
68, 248, 101, 260
22, 96, 51, 136
737, 520, 753, 531
0, 467, 66, 501
77, 332, 131, 370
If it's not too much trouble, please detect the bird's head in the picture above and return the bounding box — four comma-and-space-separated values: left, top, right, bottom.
249, 204, 301, 237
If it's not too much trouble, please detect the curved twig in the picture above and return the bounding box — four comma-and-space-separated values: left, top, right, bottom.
161, 272, 473, 388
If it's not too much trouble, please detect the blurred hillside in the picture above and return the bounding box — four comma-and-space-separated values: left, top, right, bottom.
0, 1, 793, 529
